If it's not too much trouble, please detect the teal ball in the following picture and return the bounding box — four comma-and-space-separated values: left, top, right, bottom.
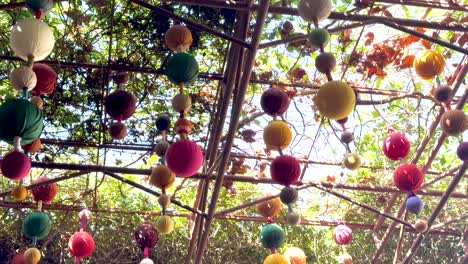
260, 224, 285, 249
165, 53, 199, 85
22, 211, 52, 240
308, 28, 330, 48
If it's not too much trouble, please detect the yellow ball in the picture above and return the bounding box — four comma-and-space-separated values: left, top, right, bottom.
11, 186, 28, 201
414, 49, 445, 79
284, 247, 307, 264
263, 121, 292, 151
149, 165, 175, 189
24, 248, 41, 264
343, 153, 361, 170
264, 253, 288, 264
315, 81, 355, 120
172, 93, 192, 113
155, 215, 174, 234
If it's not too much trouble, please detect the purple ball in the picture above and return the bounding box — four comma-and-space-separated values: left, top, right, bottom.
456, 142, 468, 162
260, 88, 290, 116
134, 223, 158, 250
406, 195, 423, 215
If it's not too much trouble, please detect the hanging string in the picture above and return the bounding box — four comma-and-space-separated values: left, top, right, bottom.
270, 247, 276, 254
32, 236, 37, 247
75, 257, 80, 264
26, 55, 35, 68
22, 87, 29, 99
13, 136, 21, 151
35, 9, 43, 20
143, 247, 149, 258
287, 203, 293, 213
178, 83, 184, 94
37, 200, 43, 211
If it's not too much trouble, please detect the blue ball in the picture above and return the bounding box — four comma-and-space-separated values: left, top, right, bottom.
406, 195, 424, 215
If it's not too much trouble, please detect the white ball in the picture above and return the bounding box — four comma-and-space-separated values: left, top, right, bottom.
297, 0, 333, 23
10, 66, 37, 91
140, 258, 154, 264
10, 18, 55, 61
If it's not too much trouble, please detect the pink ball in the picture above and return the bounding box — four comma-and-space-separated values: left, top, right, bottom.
11, 251, 25, 264
270, 155, 301, 186
382, 132, 410, 160
166, 139, 204, 177
68, 231, 95, 258
31, 176, 58, 203
393, 163, 424, 192
333, 225, 353, 245
1, 151, 30, 180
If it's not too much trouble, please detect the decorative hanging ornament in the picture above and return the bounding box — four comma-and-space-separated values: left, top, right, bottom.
79, 209, 93, 226
22, 211, 52, 241
155, 215, 174, 234
260, 88, 290, 116
30, 96, 43, 110
413, 49, 445, 80
414, 219, 428, 233
68, 231, 95, 259
280, 186, 298, 204
393, 163, 424, 192
263, 253, 288, 264
263, 120, 292, 151
140, 258, 155, 264
174, 117, 193, 135
308, 28, 330, 48
256, 195, 281, 218
440, 109, 467, 136
154, 140, 170, 157
314, 81, 355, 120
333, 224, 353, 245
382, 131, 411, 161
457, 142, 468, 162
155, 115, 171, 131
10, 66, 37, 92
149, 164, 175, 189
260, 223, 285, 249
23, 247, 41, 264
164, 25, 193, 52
134, 223, 158, 251
433, 85, 452, 104
22, 138, 42, 154
165, 139, 203, 177
270, 155, 300, 186
10, 18, 55, 62
343, 153, 361, 170
25, 0, 54, 15
109, 121, 128, 140
406, 195, 424, 215
165, 53, 199, 85
340, 131, 353, 144
172, 93, 192, 113
158, 194, 171, 208
11, 251, 25, 264
11, 185, 28, 201
31, 63, 57, 95
1, 150, 31, 180
297, 0, 332, 23
284, 247, 307, 264
286, 211, 301, 225
31, 176, 58, 203
104, 90, 136, 121
113, 72, 129, 85
315, 52, 336, 73
338, 253, 353, 264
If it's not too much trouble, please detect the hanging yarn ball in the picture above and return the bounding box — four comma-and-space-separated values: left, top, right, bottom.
134, 223, 158, 251
456, 142, 468, 162
104, 90, 136, 121
25, 0, 54, 14
1, 151, 31, 180
11, 251, 25, 264
109, 121, 128, 140
284, 247, 307, 264
314, 81, 355, 120
315, 52, 336, 73
79, 209, 93, 224
333, 224, 353, 245
338, 253, 353, 264
263, 121, 292, 151
256, 196, 281, 218
31, 176, 58, 203
68, 231, 95, 258
0, 99, 44, 145
23, 248, 41, 264
406, 195, 424, 215
414, 219, 428, 233
158, 194, 171, 208
10, 18, 55, 61
155, 215, 174, 234
260, 88, 290, 116
263, 253, 288, 264
440, 109, 467, 136
166, 53, 199, 85
382, 131, 411, 161
297, 0, 332, 23
22, 211, 52, 240
260, 223, 285, 249
10, 66, 37, 92
341, 131, 353, 144
308, 28, 330, 48
174, 117, 193, 135
172, 93, 192, 113
165, 25, 193, 52
166, 139, 204, 177
433, 85, 452, 103
414, 49, 445, 80
393, 163, 424, 192
113, 72, 129, 85
31, 63, 57, 95
30, 96, 43, 110
149, 164, 175, 189
154, 140, 170, 157
155, 115, 171, 131
343, 153, 361, 170
11, 185, 28, 201
280, 186, 298, 204
270, 155, 301, 186
140, 259, 155, 264
286, 211, 301, 225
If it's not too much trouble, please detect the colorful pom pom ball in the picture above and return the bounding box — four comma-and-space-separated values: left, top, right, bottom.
68, 231, 95, 258
284, 247, 307, 264
22, 211, 52, 240
10, 66, 37, 92
11, 251, 25, 264
263, 121, 292, 151
382, 131, 411, 160
155, 215, 174, 234
11, 185, 28, 201
30, 96, 43, 110
393, 163, 424, 192
154, 140, 170, 157
315, 81, 355, 120
456, 142, 468, 162
23, 247, 41, 264
341, 131, 353, 144
297, 0, 332, 22
166, 139, 204, 177
280, 186, 298, 204
79, 209, 93, 224
414, 49, 445, 80
109, 121, 128, 140
10, 18, 55, 61
134, 223, 158, 250
260, 88, 290, 116
260, 223, 285, 249
406, 195, 424, 215
440, 109, 467, 136
165, 25, 193, 52
172, 93, 192, 113
414, 219, 428, 233
165, 53, 199, 85
256, 196, 282, 218
31, 176, 58, 203
113, 72, 129, 85
158, 194, 171, 208
434, 85, 452, 103
315, 52, 336, 73
308, 28, 330, 48
155, 115, 171, 131
25, 0, 54, 14
32, 63, 57, 95
174, 118, 193, 135
104, 90, 136, 121
286, 212, 301, 225
140, 258, 155, 264
1, 151, 31, 180
263, 253, 288, 264
343, 153, 361, 170
270, 155, 301, 186
333, 224, 353, 245
22, 138, 42, 154
149, 164, 175, 189
338, 253, 353, 264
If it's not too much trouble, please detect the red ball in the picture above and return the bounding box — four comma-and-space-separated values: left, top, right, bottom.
11, 251, 25, 264
104, 90, 136, 121
68, 231, 95, 258
333, 224, 353, 245
113, 72, 129, 85
393, 163, 424, 192
1, 151, 30, 180
32, 63, 57, 95
166, 139, 204, 177
270, 155, 301, 186
31, 176, 58, 203
260, 88, 290, 116
382, 132, 410, 160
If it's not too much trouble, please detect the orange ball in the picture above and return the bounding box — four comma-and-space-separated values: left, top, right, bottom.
22, 138, 42, 153
256, 195, 281, 218
174, 118, 193, 135
414, 49, 445, 79
11, 185, 28, 201
149, 164, 175, 189
165, 25, 193, 52
284, 247, 307, 264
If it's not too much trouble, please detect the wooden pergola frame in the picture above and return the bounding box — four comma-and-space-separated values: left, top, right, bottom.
0, 0, 467, 263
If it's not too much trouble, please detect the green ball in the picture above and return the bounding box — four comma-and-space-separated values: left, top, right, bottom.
165, 53, 199, 85
0, 99, 44, 145
22, 212, 52, 240
308, 28, 330, 48
260, 224, 285, 249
